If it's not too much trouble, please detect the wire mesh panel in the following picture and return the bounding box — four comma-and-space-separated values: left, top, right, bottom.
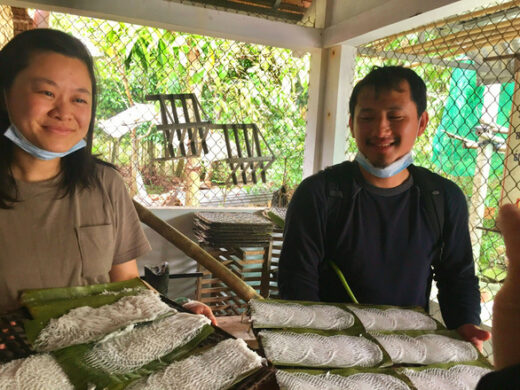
354, 1, 520, 355
2, 0, 520, 361
0, 5, 310, 207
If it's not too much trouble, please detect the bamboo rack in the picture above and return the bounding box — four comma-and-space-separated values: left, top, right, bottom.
133, 200, 262, 302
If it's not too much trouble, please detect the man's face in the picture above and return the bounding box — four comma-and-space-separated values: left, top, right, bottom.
349, 80, 428, 168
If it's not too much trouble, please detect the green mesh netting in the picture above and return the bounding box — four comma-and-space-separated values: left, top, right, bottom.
433, 68, 509, 177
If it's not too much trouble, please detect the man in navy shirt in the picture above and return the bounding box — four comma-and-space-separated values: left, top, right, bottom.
278, 66, 490, 349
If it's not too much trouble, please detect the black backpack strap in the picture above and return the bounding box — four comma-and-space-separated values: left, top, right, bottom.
323, 161, 356, 239
408, 164, 445, 263
322, 161, 360, 302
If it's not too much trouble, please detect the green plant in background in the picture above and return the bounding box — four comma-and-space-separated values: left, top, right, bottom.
50, 13, 309, 198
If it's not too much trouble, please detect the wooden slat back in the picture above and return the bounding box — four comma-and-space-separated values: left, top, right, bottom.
209, 123, 275, 185
146, 93, 210, 159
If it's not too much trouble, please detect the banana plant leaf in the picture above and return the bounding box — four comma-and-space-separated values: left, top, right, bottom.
397, 359, 494, 372
21, 278, 147, 309
265, 210, 285, 229
51, 324, 214, 390
23, 279, 150, 345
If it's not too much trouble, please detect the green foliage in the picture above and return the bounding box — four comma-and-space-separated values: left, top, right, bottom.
50, 13, 309, 192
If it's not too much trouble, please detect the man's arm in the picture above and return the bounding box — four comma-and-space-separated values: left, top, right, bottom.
278, 175, 328, 301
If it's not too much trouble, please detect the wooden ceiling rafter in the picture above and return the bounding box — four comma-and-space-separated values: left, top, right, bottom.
447, 29, 520, 57
399, 26, 520, 57
397, 17, 520, 56
368, 0, 520, 52
180, 0, 311, 22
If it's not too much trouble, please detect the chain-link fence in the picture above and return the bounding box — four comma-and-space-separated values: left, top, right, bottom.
355, 0, 520, 349
0, 5, 310, 207
2, 1, 520, 355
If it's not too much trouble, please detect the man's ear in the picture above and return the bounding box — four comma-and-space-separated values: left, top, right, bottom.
417, 111, 429, 137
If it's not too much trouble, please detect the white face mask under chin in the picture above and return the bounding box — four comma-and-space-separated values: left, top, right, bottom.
4, 124, 86, 160
355, 151, 414, 179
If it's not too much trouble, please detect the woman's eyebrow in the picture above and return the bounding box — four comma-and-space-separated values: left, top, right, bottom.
31, 77, 91, 95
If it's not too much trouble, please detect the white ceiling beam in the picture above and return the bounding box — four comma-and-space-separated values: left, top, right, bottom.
323, 0, 497, 48
3, 0, 323, 50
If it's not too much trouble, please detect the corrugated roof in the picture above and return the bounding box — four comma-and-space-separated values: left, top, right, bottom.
175, 0, 312, 22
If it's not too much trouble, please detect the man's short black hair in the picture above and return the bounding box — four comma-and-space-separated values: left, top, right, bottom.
349, 66, 427, 117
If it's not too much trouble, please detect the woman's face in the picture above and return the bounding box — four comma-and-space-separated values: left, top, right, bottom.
4, 51, 92, 154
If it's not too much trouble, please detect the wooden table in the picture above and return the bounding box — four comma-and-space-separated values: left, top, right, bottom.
216, 315, 259, 350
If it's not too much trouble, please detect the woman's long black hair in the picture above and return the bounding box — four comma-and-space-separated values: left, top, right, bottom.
0, 28, 104, 209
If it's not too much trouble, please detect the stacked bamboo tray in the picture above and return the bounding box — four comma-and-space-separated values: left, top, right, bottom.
193, 212, 274, 316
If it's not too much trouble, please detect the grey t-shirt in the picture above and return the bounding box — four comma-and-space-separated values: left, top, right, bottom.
0, 164, 151, 313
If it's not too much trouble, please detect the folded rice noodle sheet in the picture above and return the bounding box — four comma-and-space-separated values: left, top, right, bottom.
259, 330, 389, 368
400, 364, 492, 390
249, 299, 356, 330
85, 313, 211, 374
371, 331, 483, 365
126, 339, 264, 390
52, 312, 214, 390
0, 354, 74, 390
346, 305, 439, 332
33, 290, 174, 352
276, 369, 413, 390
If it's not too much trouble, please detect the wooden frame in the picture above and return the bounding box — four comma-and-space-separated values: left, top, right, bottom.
210, 123, 276, 185
146, 93, 210, 160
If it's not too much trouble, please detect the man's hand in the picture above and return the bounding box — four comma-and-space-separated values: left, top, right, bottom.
182, 300, 218, 326
457, 323, 491, 352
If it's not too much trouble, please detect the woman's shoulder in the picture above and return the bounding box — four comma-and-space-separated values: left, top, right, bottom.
92, 161, 127, 192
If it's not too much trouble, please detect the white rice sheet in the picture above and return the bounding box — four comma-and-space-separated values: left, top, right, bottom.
260, 330, 383, 368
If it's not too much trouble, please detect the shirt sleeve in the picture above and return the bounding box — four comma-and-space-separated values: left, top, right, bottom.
101, 166, 152, 265
433, 179, 481, 329
278, 173, 328, 301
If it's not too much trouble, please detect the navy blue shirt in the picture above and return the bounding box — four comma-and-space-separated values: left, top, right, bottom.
476, 364, 520, 389
278, 162, 481, 329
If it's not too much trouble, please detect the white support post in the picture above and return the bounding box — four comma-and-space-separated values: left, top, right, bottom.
469, 141, 494, 262
303, 44, 357, 177
321, 44, 357, 170
468, 84, 500, 263
303, 48, 327, 177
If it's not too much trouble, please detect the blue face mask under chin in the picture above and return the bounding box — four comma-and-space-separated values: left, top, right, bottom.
355, 151, 414, 179
4, 124, 87, 161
